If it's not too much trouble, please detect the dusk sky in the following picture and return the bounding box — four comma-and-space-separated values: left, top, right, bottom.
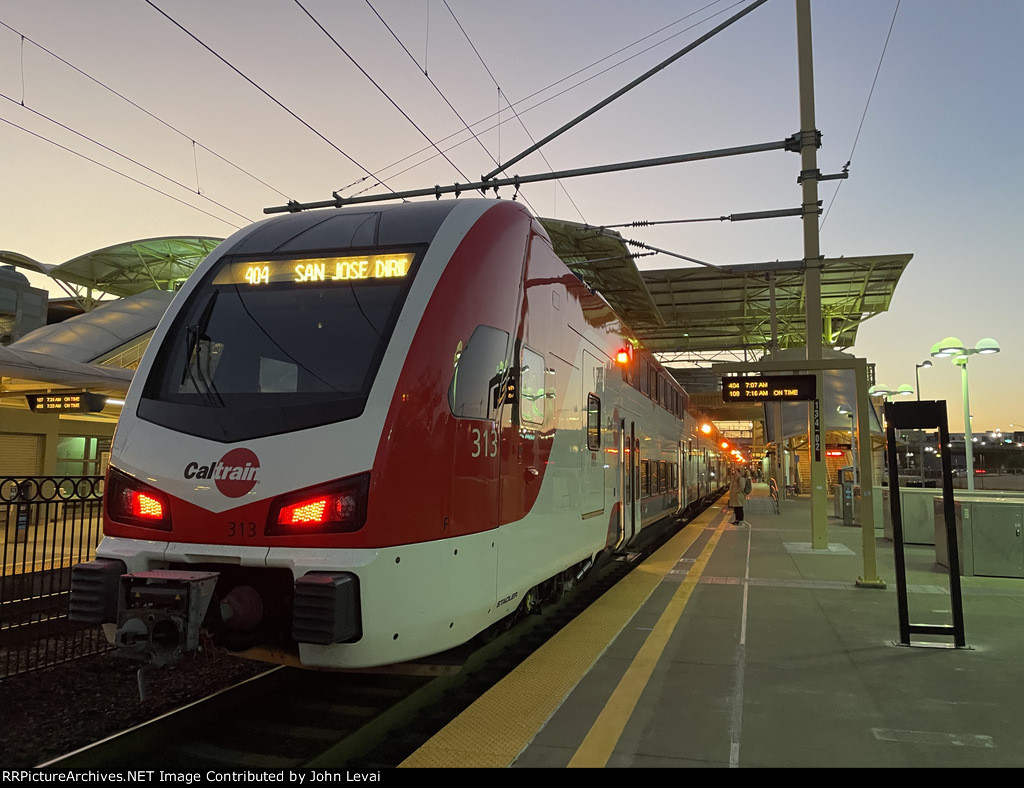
1, 0, 1021, 432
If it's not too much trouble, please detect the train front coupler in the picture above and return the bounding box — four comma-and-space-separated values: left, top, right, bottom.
113, 570, 219, 700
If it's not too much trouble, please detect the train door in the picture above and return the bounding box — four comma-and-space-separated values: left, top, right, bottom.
678, 440, 685, 509
581, 351, 604, 517
448, 325, 509, 534
621, 419, 638, 544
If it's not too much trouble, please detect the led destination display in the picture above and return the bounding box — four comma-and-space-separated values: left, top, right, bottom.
722, 374, 816, 402
214, 253, 415, 287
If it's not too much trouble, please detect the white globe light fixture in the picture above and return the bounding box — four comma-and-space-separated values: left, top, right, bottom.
930, 337, 1001, 491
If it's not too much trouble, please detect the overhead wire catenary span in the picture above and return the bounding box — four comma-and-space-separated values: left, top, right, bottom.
0, 115, 245, 229
355, 0, 748, 200
440, 0, 583, 220
483, 0, 769, 180
143, 0, 391, 194
820, 0, 901, 229
0, 18, 291, 203
0, 91, 253, 225
292, 0, 471, 186
360, 1, 502, 187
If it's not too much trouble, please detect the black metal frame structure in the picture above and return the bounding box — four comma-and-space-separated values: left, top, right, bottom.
884, 400, 967, 648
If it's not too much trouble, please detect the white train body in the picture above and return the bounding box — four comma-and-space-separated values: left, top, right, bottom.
71, 199, 728, 670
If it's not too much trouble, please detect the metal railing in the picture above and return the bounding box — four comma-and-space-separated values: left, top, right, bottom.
0, 476, 109, 679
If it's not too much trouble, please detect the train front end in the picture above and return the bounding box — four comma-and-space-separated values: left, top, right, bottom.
69, 199, 522, 675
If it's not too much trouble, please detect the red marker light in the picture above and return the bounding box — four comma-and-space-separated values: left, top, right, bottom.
267, 474, 369, 535
132, 492, 165, 520
106, 467, 172, 531
616, 348, 630, 364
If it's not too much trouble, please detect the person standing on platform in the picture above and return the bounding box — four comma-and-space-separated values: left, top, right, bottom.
729, 467, 749, 524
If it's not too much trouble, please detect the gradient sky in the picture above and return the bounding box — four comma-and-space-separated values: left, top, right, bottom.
1, 0, 1021, 432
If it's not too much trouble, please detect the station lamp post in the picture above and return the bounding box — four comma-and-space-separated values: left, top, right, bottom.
915, 360, 932, 400
868, 384, 913, 478
930, 337, 1001, 492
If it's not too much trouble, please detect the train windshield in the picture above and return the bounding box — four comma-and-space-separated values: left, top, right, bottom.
138, 249, 422, 441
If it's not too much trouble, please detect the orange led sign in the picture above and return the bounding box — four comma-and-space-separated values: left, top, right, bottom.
722, 374, 816, 402
214, 253, 414, 286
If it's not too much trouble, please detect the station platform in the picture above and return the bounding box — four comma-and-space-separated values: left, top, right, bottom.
400, 483, 1024, 768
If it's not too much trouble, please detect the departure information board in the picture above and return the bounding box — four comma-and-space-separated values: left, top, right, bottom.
26, 392, 108, 413
722, 374, 816, 402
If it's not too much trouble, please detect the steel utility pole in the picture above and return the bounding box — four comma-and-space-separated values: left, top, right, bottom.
795, 0, 829, 549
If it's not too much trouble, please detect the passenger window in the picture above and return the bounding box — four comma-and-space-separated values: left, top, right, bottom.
520, 347, 546, 426
448, 325, 510, 419
587, 393, 601, 450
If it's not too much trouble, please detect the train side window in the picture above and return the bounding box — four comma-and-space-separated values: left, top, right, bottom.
448, 325, 510, 420
586, 393, 601, 450
640, 459, 650, 497
639, 358, 650, 397
521, 347, 546, 425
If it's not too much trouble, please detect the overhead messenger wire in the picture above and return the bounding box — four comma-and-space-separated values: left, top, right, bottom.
0, 114, 244, 229
441, 0, 584, 220
358, 1, 738, 195
483, 0, 769, 181
143, 0, 390, 195
292, 0, 473, 186
821, 0, 901, 229
0, 18, 291, 203
0, 91, 253, 225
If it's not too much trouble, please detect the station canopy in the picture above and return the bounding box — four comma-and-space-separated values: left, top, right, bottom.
1, 236, 223, 305
540, 218, 911, 369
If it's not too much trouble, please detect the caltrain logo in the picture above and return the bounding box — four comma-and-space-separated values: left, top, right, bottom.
183, 448, 260, 498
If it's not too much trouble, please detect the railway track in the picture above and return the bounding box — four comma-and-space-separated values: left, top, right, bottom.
41, 501, 718, 769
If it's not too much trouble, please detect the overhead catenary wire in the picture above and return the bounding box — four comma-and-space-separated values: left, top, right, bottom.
0, 91, 253, 225
143, 0, 389, 193
821, 0, 901, 229
0, 115, 245, 229
440, 0, 583, 220
483, 0, 769, 182
353, 1, 740, 195
0, 18, 291, 202
292, 0, 472, 186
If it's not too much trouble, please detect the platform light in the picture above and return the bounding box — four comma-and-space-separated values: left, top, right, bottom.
930, 336, 1001, 491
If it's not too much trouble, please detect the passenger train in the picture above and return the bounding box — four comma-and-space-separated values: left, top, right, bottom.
70, 198, 730, 674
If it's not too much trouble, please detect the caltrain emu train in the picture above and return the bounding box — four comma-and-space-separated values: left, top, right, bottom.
70, 198, 730, 678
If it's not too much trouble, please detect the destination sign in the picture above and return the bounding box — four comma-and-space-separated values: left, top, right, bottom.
722, 374, 816, 402
213, 253, 415, 287
26, 392, 108, 413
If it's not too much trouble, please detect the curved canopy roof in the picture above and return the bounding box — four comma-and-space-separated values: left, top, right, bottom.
539, 219, 910, 365
47, 236, 223, 297
0, 236, 223, 300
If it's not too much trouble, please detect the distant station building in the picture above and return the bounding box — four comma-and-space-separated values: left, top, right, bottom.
0, 238, 221, 476
0, 264, 48, 345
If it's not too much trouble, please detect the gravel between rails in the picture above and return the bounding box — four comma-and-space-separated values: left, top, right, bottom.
0, 649, 268, 769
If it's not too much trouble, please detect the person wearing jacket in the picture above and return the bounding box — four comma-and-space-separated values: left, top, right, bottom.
729, 467, 750, 524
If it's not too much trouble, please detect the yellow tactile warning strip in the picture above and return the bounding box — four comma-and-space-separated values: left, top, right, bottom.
399, 499, 728, 768
568, 511, 730, 767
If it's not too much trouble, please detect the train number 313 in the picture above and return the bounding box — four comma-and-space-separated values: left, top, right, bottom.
471, 427, 499, 458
